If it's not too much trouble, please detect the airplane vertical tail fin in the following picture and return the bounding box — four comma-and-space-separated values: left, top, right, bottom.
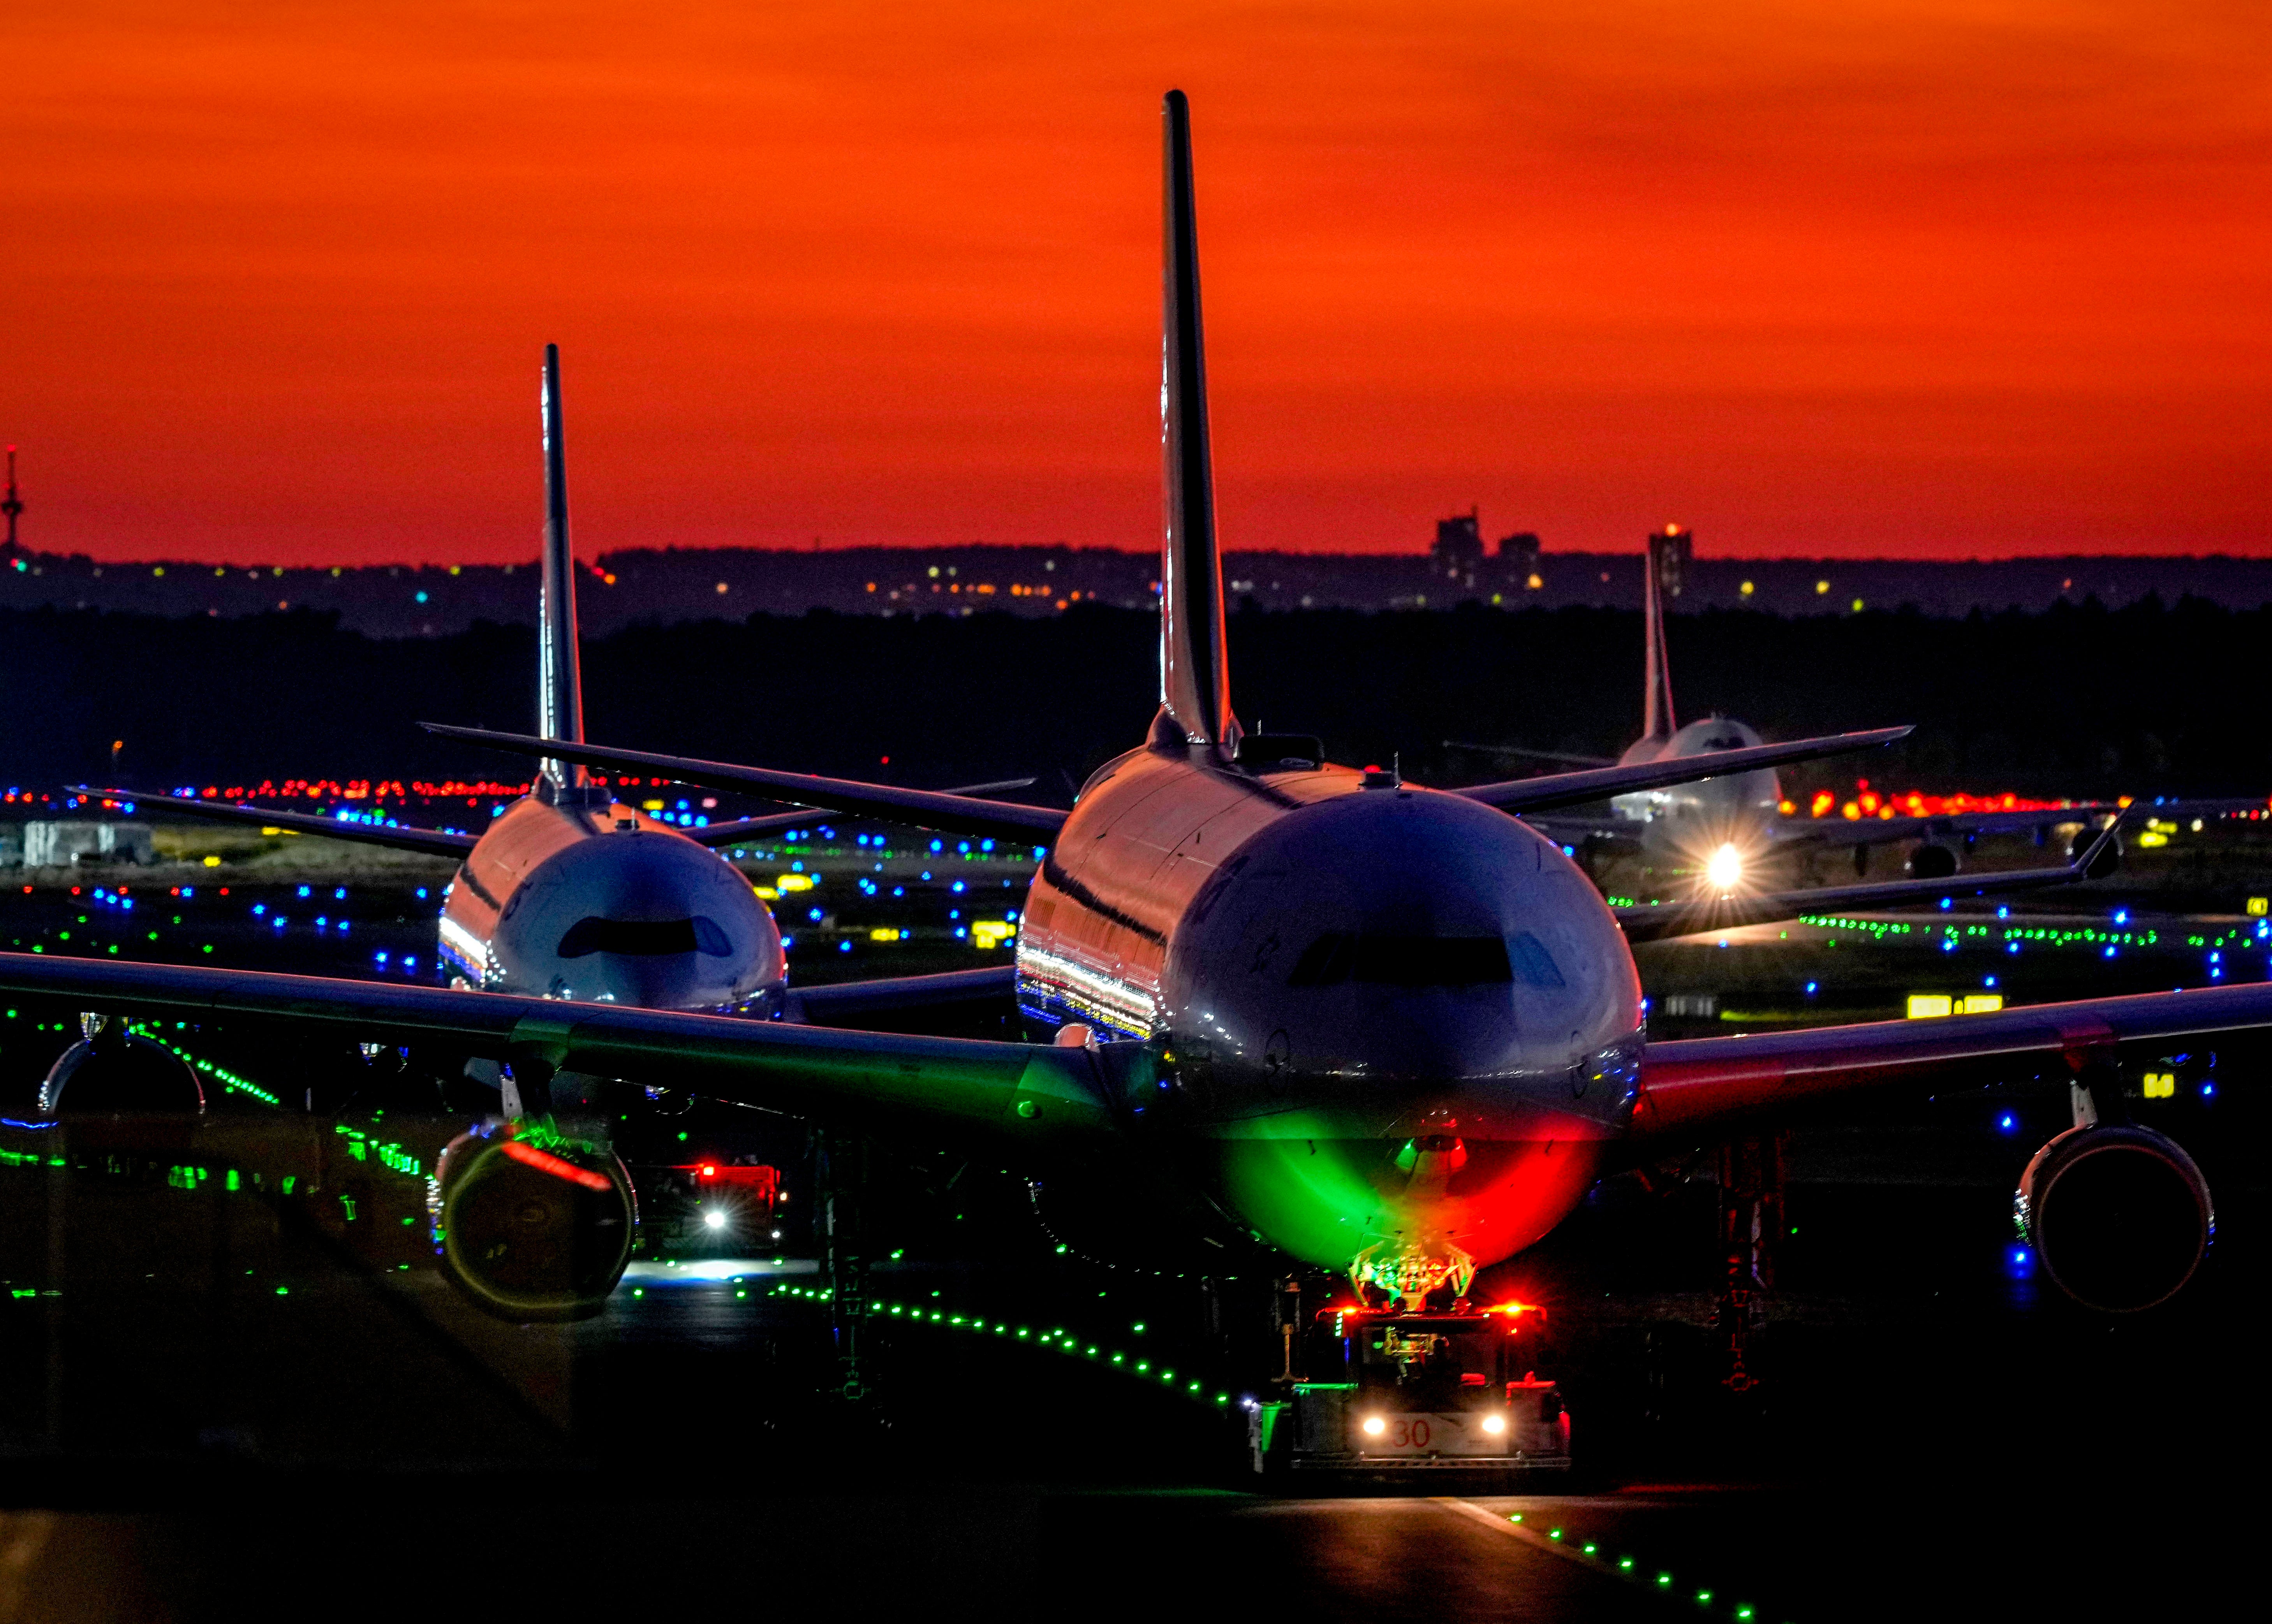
1155, 89, 1240, 759
1641, 527, 1680, 742
538, 344, 588, 791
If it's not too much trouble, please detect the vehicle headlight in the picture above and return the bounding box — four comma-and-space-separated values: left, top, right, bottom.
1706, 842, 1744, 892
1361, 1415, 1386, 1436
1481, 1412, 1507, 1435
703, 1209, 728, 1231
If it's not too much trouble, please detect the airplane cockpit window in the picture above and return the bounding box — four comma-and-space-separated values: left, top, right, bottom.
558, 915, 734, 958
1287, 933, 1514, 986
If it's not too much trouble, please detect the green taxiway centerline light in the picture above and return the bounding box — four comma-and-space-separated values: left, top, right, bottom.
1549, 1529, 1562, 1541
1658, 1574, 1673, 1587
1583, 1544, 1597, 1555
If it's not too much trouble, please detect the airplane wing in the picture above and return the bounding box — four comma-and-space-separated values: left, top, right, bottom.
73, 786, 476, 860
781, 964, 1018, 1027
422, 724, 1068, 844
1632, 979, 2272, 1138
1614, 821, 2119, 944
1517, 814, 1638, 851
684, 778, 1043, 849
1452, 726, 1911, 814
1442, 740, 1617, 769
0, 951, 1115, 1148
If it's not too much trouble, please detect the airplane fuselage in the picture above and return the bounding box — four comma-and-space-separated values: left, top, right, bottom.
1609, 717, 1783, 864
1016, 746, 1643, 1291
439, 793, 782, 1013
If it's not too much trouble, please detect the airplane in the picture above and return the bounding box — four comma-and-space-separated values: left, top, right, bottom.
1454, 528, 2264, 888
73, 345, 1029, 1029
0, 93, 2242, 1342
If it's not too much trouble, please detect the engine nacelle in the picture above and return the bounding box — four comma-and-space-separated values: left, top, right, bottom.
2016, 1124, 2211, 1312
2066, 826, 2122, 879
434, 1122, 637, 1322
1906, 842, 1960, 880
39, 1031, 205, 1114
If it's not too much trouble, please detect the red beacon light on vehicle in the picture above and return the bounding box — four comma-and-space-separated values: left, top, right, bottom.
676, 1160, 784, 1209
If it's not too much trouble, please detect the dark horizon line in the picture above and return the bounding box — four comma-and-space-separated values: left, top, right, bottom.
10, 542, 2272, 571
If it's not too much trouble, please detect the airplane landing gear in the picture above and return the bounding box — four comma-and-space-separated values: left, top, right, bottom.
817, 1128, 871, 1403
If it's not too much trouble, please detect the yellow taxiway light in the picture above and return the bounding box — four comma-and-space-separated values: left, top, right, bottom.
1907, 993, 2003, 1019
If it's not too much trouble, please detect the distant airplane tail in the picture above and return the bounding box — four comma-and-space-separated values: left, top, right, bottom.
1153, 90, 1240, 759
538, 344, 589, 793
1641, 528, 1680, 742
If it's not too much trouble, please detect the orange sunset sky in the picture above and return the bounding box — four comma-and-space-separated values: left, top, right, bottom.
4, 2, 2270, 564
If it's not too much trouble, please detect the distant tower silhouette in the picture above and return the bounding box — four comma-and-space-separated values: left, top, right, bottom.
0, 446, 21, 557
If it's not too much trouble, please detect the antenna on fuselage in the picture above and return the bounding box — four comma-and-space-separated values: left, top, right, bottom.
1641, 524, 1687, 743
538, 344, 590, 796
1154, 90, 1241, 761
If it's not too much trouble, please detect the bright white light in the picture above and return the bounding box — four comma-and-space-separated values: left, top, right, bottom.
1705, 843, 1744, 892
1361, 1415, 1386, 1437
1481, 1413, 1507, 1435
702, 1209, 727, 1231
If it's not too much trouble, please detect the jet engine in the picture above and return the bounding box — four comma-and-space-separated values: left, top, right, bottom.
38, 1020, 205, 1114
2016, 1123, 2211, 1312
2066, 826, 2122, 879
1905, 842, 1960, 880
435, 1122, 637, 1321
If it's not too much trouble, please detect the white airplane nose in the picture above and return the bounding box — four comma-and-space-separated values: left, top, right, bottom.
487, 828, 783, 1011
